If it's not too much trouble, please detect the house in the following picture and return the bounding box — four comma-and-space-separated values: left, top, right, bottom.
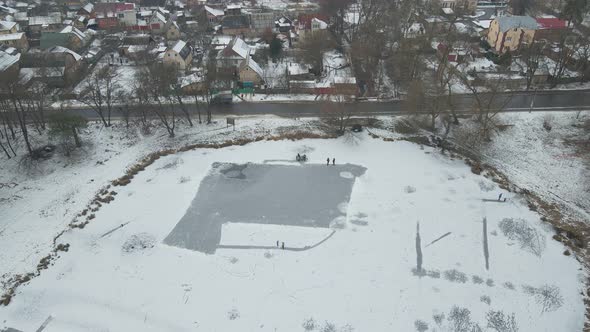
186, 0, 206, 7
487, 15, 537, 53
119, 34, 156, 58
250, 11, 275, 33
225, 5, 242, 16
217, 36, 254, 69
41, 25, 89, 50
150, 11, 167, 33
77, 3, 94, 17
534, 17, 570, 43
19, 46, 83, 87
180, 72, 205, 93
222, 15, 250, 36
165, 21, 180, 40
0, 45, 20, 78
297, 13, 329, 31
94, 2, 136, 29
205, 5, 224, 24
28, 14, 63, 37
275, 15, 293, 33
405, 22, 425, 38
311, 18, 328, 32
238, 53, 264, 86
163, 39, 192, 70
0, 20, 18, 34
439, 0, 478, 13
0, 32, 28, 50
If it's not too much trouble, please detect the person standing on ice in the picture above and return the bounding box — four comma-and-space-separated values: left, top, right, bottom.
332, 158, 335, 165
327, 157, 330, 165
281, 242, 285, 249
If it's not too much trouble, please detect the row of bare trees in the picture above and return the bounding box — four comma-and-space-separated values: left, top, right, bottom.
76, 57, 219, 138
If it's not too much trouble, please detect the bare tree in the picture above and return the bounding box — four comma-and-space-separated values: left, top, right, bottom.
550, 34, 579, 87
48, 111, 87, 156
78, 64, 121, 127
457, 70, 513, 141
517, 41, 545, 90
319, 0, 355, 35
297, 30, 337, 76
320, 92, 355, 134
136, 64, 177, 137
1, 76, 34, 155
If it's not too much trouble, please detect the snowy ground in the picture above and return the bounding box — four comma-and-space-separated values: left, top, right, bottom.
0, 115, 585, 331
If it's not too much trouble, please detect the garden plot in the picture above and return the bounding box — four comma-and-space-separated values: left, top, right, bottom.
0, 135, 584, 332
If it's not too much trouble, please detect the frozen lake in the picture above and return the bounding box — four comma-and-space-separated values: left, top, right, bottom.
164, 162, 366, 253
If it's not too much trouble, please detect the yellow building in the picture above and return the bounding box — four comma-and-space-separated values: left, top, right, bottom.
163, 40, 193, 70
487, 16, 538, 53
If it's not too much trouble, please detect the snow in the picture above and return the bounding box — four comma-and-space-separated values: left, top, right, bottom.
0, 116, 585, 331
472, 112, 590, 220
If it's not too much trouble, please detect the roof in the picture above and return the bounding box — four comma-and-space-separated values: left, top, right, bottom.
170, 39, 191, 59
226, 4, 241, 9
0, 32, 23, 41
61, 25, 86, 40
536, 17, 568, 30
334, 77, 356, 84
241, 53, 263, 80
298, 13, 329, 29
224, 37, 251, 59
50, 46, 82, 61
222, 15, 249, 29
205, 5, 224, 17
29, 15, 62, 26
81, 3, 94, 13
180, 72, 204, 88
0, 47, 20, 71
473, 19, 492, 29
311, 17, 328, 29
154, 11, 166, 23
495, 15, 538, 32
95, 2, 135, 13
0, 20, 16, 31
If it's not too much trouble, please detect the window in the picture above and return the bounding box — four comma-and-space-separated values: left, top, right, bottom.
118, 13, 124, 18
506, 37, 512, 41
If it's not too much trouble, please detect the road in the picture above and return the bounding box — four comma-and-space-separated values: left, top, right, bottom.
54, 89, 590, 120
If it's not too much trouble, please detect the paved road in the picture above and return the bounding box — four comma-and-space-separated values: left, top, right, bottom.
53, 89, 590, 120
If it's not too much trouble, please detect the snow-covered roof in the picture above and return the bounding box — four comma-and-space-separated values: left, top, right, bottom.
82, 3, 94, 13
230, 37, 250, 59
50, 46, 82, 61
442, 7, 454, 15
0, 20, 16, 31
311, 17, 327, 29
242, 53, 263, 79
61, 25, 86, 41
226, 4, 241, 9
334, 77, 356, 84
473, 19, 492, 29
0, 47, 19, 71
172, 39, 186, 53
154, 11, 166, 23
495, 15, 538, 32
180, 72, 204, 88
205, 5, 223, 17
0, 32, 23, 41
29, 15, 62, 26
169, 39, 191, 59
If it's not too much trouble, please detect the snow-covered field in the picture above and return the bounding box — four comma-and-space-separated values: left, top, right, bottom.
0, 117, 585, 331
